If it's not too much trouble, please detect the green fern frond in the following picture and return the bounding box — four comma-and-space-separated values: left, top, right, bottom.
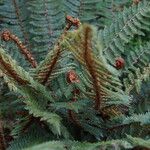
22, 140, 131, 150
122, 43, 150, 93
27, 0, 65, 60
22, 136, 150, 150
0, 0, 31, 67
122, 111, 150, 125
33, 46, 74, 86
0, 47, 53, 100
0, 47, 70, 137
63, 24, 129, 111
131, 81, 150, 114
8, 123, 52, 150
96, 0, 133, 28
65, 0, 102, 27
124, 64, 150, 93
107, 111, 150, 138
126, 135, 150, 148
99, 1, 150, 64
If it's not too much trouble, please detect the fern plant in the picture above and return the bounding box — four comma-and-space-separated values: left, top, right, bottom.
0, 0, 149, 150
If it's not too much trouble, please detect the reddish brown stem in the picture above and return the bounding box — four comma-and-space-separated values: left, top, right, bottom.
38, 16, 81, 85
83, 26, 102, 110
1, 30, 37, 68
41, 46, 61, 85
0, 54, 29, 85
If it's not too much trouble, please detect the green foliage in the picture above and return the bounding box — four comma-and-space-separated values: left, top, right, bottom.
0, 0, 149, 150
100, 1, 150, 63
123, 43, 150, 93
22, 136, 150, 150
99, 1, 150, 93
63, 24, 130, 109
8, 124, 51, 150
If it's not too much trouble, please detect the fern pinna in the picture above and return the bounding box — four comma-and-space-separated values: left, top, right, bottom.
0, 0, 149, 150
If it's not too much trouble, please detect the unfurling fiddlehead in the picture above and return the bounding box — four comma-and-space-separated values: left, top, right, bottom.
1, 30, 37, 68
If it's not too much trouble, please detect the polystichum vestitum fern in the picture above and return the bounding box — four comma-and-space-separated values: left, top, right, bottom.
0, 1, 149, 150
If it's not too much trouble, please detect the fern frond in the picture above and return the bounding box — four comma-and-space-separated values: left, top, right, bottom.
32, 39, 75, 86
0, 47, 70, 137
1, 30, 37, 68
96, 0, 132, 29
126, 135, 150, 148
99, 1, 150, 64
0, 47, 52, 98
27, 0, 65, 60
0, 47, 29, 85
22, 140, 131, 150
63, 24, 129, 111
12, 0, 30, 46
124, 64, 150, 93
123, 43, 150, 93
33, 48, 74, 86
131, 81, 150, 114
107, 111, 150, 139
98, 1, 150, 93
122, 111, 150, 125
65, 0, 101, 26
0, 0, 30, 67
35, 45, 62, 85
23, 136, 150, 150
8, 123, 52, 150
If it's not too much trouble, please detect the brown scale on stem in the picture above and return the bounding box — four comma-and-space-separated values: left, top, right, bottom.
38, 15, 81, 85
83, 26, 102, 111
40, 46, 61, 85
1, 30, 37, 68
0, 54, 28, 85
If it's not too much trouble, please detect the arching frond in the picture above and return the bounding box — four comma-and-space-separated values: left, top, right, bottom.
63, 24, 129, 111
